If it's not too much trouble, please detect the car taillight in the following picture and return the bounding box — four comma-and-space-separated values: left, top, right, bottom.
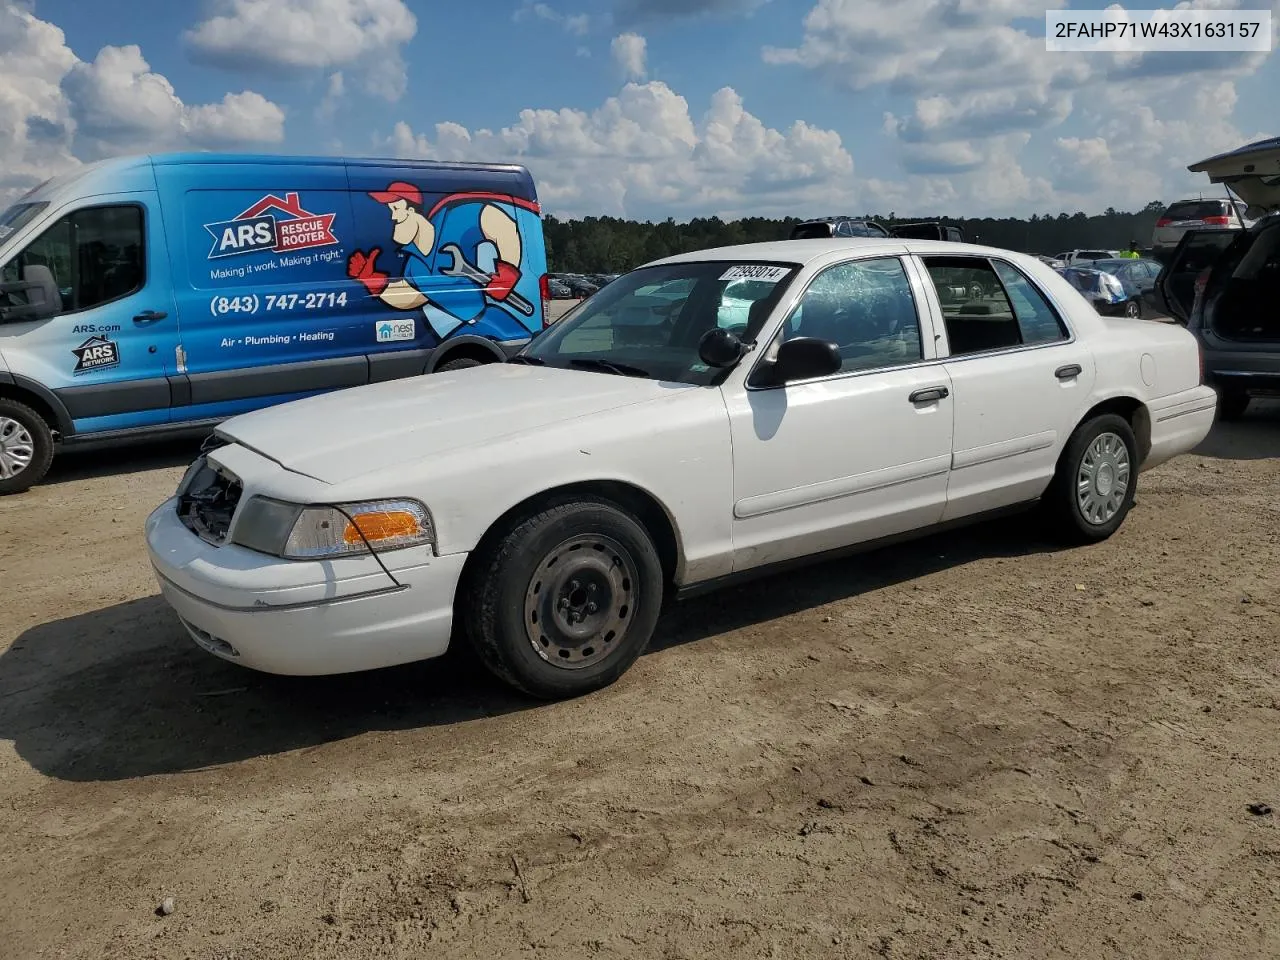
539, 274, 551, 327
1203, 215, 1230, 226
1156, 218, 1171, 227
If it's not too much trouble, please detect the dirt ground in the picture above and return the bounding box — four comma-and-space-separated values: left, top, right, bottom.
2, 403, 1279, 960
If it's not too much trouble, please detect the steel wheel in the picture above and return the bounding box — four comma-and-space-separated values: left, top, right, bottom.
1076, 431, 1131, 526
0, 416, 35, 480
1125, 299, 1141, 319
523, 533, 640, 670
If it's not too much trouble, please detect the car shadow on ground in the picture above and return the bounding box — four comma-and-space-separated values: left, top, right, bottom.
44, 437, 205, 485
1195, 399, 1280, 462
0, 514, 1062, 783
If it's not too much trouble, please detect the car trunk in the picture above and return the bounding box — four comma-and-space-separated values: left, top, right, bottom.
1155, 138, 1280, 341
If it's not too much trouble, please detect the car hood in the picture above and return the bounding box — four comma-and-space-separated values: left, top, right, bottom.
215, 364, 679, 485
1189, 136, 1280, 212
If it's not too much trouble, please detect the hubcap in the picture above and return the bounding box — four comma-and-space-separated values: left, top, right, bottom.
523, 534, 640, 670
1125, 301, 1141, 319
1077, 431, 1131, 525
0, 416, 34, 480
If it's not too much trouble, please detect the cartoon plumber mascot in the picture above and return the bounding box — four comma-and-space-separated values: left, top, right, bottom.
346, 182, 530, 342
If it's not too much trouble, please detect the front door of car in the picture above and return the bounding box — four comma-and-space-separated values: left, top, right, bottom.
723, 255, 954, 573
0, 196, 179, 434
915, 254, 1096, 522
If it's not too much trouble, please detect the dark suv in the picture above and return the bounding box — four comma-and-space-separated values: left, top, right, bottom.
789, 217, 891, 240
1152, 136, 1280, 419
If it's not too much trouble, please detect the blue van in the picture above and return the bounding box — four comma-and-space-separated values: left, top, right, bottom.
0, 153, 550, 493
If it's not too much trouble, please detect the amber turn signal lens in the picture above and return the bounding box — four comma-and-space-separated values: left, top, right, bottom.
342, 511, 422, 545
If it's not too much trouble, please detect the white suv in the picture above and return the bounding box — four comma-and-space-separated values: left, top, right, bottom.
1152, 198, 1254, 254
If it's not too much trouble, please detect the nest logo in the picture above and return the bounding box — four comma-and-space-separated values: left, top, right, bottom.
205, 193, 339, 260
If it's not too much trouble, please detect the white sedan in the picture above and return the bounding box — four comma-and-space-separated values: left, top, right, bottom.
145, 239, 1217, 699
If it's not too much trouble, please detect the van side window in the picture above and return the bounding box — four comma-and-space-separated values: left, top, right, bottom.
1, 205, 144, 314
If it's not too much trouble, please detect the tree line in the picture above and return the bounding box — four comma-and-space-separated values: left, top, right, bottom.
542, 201, 1174, 273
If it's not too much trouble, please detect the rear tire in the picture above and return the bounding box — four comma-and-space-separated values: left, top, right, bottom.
1043, 413, 1138, 545
462, 499, 664, 700
1125, 298, 1142, 320
0, 399, 54, 496
437, 357, 485, 372
1216, 388, 1250, 421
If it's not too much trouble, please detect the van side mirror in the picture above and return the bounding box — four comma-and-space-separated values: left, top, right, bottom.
0, 264, 61, 323
756, 337, 842, 385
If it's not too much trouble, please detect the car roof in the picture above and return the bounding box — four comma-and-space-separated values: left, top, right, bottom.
648, 238, 1027, 268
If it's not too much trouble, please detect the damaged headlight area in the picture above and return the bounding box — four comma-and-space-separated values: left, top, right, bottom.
231, 497, 436, 560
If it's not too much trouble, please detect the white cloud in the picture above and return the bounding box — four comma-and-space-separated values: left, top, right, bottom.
383, 81, 855, 220
185, 0, 417, 101
317, 71, 345, 120
514, 2, 590, 35
611, 32, 647, 80
0, 2, 285, 202
766, 0, 1280, 215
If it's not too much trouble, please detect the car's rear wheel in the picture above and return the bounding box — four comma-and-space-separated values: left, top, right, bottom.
0, 399, 54, 496
463, 499, 664, 699
1216, 388, 1250, 421
1125, 298, 1142, 319
1044, 413, 1138, 544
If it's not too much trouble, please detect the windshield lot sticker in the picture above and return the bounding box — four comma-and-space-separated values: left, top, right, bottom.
375, 318, 415, 343
719, 265, 790, 283
205, 193, 338, 260
72, 335, 120, 374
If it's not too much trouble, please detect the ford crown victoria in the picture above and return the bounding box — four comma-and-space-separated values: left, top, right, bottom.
145, 239, 1217, 699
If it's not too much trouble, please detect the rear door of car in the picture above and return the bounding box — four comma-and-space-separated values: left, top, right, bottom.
1152, 230, 1244, 323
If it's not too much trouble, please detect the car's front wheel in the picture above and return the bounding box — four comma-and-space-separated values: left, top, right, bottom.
0, 399, 54, 496
1044, 413, 1138, 544
463, 498, 665, 699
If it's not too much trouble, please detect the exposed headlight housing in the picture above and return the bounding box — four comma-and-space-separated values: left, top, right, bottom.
232, 497, 436, 559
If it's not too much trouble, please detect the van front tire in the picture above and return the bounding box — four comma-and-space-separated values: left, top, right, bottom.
0, 398, 54, 495
463, 499, 664, 700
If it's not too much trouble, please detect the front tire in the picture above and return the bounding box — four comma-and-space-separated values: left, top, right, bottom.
463, 499, 665, 699
1044, 413, 1138, 544
437, 357, 485, 372
0, 399, 54, 496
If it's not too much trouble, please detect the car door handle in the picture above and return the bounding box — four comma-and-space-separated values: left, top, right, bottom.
1055, 364, 1082, 380
133, 310, 167, 324
909, 386, 949, 403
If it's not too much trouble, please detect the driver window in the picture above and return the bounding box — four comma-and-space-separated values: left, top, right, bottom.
779, 257, 924, 373
0, 205, 144, 315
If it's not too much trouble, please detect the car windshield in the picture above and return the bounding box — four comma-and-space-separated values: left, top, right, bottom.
522, 260, 801, 385
0, 201, 48, 243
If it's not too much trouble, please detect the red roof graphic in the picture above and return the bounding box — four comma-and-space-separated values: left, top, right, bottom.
237, 192, 315, 221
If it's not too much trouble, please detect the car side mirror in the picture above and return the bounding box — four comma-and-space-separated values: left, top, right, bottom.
697, 327, 747, 368
758, 337, 842, 385
0, 264, 61, 323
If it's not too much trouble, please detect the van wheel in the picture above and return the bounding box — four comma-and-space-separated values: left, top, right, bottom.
0, 399, 54, 496
463, 499, 664, 700
437, 357, 485, 372
1043, 413, 1138, 544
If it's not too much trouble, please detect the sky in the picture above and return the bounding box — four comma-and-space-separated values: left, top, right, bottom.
1, 0, 1277, 221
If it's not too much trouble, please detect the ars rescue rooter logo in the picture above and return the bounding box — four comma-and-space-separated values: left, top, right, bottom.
204, 192, 339, 260
72, 335, 120, 374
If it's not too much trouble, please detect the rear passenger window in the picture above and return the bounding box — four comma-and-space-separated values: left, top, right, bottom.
991, 260, 1068, 344
779, 257, 923, 373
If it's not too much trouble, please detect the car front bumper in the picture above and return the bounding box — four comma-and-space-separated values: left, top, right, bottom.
145, 496, 468, 676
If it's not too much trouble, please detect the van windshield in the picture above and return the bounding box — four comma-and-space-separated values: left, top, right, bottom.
0, 202, 48, 243
521, 261, 800, 385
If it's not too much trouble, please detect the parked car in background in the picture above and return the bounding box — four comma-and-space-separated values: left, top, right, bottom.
0, 152, 550, 494
1036, 255, 1068, 271
1054, 249, 1121, 266
789, 216, 891, 240
547, 278, 573, 299
1151, 196, 1255, 258
559, 275, 600, 298
146, 236, 1215, 700
1061, 258, 1163, 318
1154, 136, 1280, 419
889, 221, 966, 242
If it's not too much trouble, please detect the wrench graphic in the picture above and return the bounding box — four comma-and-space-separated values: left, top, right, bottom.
438, 243, 535, 317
